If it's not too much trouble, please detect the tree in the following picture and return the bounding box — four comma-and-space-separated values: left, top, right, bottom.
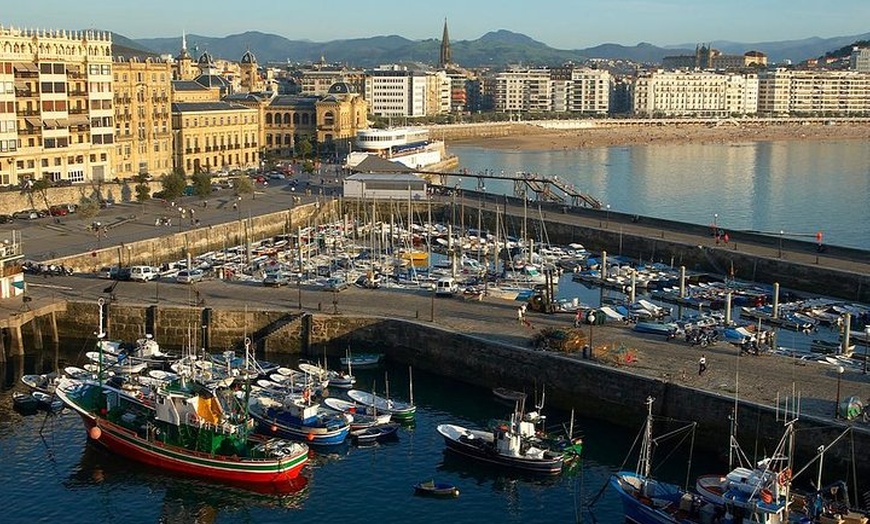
233, 176, 253, 198
160, 171, 187, 201
76, 197, 99, 221
28, 178, 53, 211
134, 173, 151, 203
295, 136, 313, 160
190, 172, 212, 199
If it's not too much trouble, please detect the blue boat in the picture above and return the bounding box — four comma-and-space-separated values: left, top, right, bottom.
249, 394, 350, 446
633, 321, 678, 337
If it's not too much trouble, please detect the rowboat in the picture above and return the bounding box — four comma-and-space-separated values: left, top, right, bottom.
350, 422, 400, 443
413, 480, 460, 497
340, 353, 383, 368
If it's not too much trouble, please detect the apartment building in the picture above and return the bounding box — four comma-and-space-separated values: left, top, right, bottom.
632, 70, 758, 117
493, 68, 552, 113
299, 60, 365, 96
0, 27, 115, 187
850, 47, 870, 72
171, 101, 259, 174
758, 69, 870, 116
112, 57, 172, 180
364, 66, 428, 118
569, 68, 612, 114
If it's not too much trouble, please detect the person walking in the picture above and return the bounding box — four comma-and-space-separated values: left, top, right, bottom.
698, 354, 707, 376
517, 306, 524, 326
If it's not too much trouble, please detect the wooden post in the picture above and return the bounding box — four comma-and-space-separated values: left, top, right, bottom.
50, 311, 59, 345
32, 318, 44, 351
11, 326, 24, 356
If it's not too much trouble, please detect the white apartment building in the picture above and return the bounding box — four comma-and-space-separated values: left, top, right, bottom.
364, 66, 428, 118
569, 68, 612, 115
493, 68, 552, 113
758, 69, 870, 116
425, 70, 451, 116
632, 70, 758, 117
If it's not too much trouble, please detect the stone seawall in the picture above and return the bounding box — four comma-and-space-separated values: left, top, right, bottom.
52, 301, 870, 476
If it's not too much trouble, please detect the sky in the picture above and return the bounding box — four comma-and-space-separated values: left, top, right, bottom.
6, 0, 870, 49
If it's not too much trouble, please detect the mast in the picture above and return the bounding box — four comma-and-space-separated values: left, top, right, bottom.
408, 365, 414, 406
639, 396, 655, 478
97, 298, 106, 386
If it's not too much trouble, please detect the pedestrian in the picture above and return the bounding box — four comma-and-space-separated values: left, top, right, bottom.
698, 354, 707, 376
517, 306, 524, 325
574, 309, 583, 328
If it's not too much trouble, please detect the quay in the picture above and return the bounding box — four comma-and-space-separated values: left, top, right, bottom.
2, 186, 869, 479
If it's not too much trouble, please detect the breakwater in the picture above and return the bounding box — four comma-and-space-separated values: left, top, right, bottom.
51, 300, 870, 479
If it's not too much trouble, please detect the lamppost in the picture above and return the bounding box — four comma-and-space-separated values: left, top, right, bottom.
586, 310, 596, 359
834, 365, 844, 418
236, 196, 242, 221
605, 204, 611, 229
778, 230, 784, 258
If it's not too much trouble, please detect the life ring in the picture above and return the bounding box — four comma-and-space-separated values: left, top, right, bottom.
778, 468, 792, 485
760, 489, 773, 504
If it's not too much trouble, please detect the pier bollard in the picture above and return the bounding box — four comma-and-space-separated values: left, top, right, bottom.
416, 310, 419, 319
318, 302, 322, 311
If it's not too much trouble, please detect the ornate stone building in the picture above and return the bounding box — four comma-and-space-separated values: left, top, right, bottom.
171, 101, 259, 174
112, 57, 173, 180
0, 25, 114, 187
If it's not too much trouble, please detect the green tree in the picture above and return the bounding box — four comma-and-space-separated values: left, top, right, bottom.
134, 173, 152, 203
160, 171, 187, 201
233, 176, 253, 198
76, 197, 99, 221
190, 172, 212, 199
295, 136, 313, 160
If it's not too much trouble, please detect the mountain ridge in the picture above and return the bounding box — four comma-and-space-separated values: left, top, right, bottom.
126, 29, 870, 67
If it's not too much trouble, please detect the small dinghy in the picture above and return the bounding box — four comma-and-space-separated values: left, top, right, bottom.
350, 422, 400, 443
413, 480, 459, 498
12, 391, 40, 413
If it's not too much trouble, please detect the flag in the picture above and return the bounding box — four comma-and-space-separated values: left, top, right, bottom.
11, 280, 25, 290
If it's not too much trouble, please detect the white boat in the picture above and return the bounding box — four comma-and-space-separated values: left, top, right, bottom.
346, 389, 415, 421
340, 353, 383, 368
322, 397, 392, 428
298, 362, 356, 389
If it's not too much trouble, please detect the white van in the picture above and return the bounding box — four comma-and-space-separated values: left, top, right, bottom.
129, 265, 157, 282
435, 276, 459, 297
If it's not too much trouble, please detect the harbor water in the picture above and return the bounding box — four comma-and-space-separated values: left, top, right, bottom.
1, 351, 726, 524
451, 140, 870, 250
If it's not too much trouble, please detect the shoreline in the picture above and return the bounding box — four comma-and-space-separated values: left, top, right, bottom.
446, 121, 870, 150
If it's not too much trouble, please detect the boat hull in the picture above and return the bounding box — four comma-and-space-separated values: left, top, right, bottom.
437, 425, 562, 475
79, 414, 307, 485
610, 472, 685, 524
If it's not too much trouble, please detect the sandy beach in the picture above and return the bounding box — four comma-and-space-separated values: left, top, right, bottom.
448, 121, 870, 150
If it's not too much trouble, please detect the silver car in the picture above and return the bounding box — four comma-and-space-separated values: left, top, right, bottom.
176, 269, 204, 284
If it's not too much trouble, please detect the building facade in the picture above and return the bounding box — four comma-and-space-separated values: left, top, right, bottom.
364, 66, 428, 117
632, 70, 758, 117
112, 57, 172, 180
850, 47, 870, 72
758, 69, 870, 116
171, 101, 259, 174
0, 26, 115, 187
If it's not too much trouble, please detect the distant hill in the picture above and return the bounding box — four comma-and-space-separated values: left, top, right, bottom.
130, 29, 870, 68
110, 32, 159, 60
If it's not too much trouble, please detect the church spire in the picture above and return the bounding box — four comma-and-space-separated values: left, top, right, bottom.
439, 18, 451, 68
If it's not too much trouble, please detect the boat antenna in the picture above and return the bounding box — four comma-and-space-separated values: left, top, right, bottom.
638, 396, 655, 478
384, 371, 390, 403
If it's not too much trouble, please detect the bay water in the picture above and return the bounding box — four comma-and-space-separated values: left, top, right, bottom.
450, 140, 870, 250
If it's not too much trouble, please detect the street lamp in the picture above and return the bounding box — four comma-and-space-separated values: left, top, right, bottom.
606, 204, 611, 229
586, 310, 596, 359
297, 272, 303, 309
834, 365, 844, 418
778, 230, 784, 258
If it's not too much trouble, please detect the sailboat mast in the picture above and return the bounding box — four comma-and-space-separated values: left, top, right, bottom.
408, 365, 414, 405
640, 396, 654, 478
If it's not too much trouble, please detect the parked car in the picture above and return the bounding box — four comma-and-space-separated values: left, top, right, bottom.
324, 275, 349, 292
176, 269, 204, 284
99, 199, 114, 208
0, 214, 13, 224
12, 209, 44, 220
48, 205, 69, 217
129, 265, 157, 282
52, 179, 73, 187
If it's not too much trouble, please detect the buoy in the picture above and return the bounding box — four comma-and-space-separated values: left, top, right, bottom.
89, 426, 102, 440
271, 425, 278, 433
307, 432, 315, 441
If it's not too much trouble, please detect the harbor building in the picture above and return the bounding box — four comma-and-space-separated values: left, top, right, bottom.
345, 127, 445, 171
0, 26, 114, 187
112, 57, 173, 180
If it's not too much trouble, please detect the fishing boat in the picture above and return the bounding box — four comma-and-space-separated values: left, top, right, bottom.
346, 389, 416, 422
298, 361, 356, 389
413, 480, 460, 498
350, 422, 400, 443
492, 387, 527, 403
20, 372, 58, 394
56, 376, 309, 486
248, 393, 350, 446
436, 411, 564, 475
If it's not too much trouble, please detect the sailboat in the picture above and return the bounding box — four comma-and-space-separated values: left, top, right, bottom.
346, 367, 416, 422
55, 299, 310, 487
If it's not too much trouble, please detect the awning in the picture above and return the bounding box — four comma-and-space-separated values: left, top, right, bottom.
53, 118, 69, 128
13, 62, 37, 73
13, 79, 28, 88
68, 114, 90, 126
24, 116, 42, 127
42, 119, 59, 128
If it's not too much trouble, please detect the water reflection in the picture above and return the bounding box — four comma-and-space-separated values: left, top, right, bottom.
65, 444, 310, 523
